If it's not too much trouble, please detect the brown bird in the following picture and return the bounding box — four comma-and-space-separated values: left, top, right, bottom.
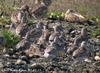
16, 24, 23, 35
72, 41, 86, 58
25, 43, 41, 57
37, 24, 50, 45
11, 5, 30, 24
65, 9, 87, 23
43, 45, 55, 58
49, 24, 63, 46
11, 13, 18, 24
49, 32, 60, 45
67, 44, 78, 54
73, 27, 88, 46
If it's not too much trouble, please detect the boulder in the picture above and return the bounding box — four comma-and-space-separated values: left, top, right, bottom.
0, 36, 5, 46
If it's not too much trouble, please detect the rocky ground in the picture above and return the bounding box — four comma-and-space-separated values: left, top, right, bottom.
0, 19, 100, 73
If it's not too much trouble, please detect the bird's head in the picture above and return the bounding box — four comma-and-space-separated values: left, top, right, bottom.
66, 9, 75, 14
80, 41, 86, 48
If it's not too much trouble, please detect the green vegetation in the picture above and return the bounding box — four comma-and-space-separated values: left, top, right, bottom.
95, 62, 100, 66
96, 52, 100, 56
27, 19, 37, 26
0, 16, 11, 25
91, 28, 100, 38
2, 30, 21, 48
90, 16, 99, 24
47, 12, 64, 20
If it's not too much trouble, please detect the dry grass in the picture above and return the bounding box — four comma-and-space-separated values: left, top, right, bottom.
0, 0, 100, 20
48, 0, 100, 19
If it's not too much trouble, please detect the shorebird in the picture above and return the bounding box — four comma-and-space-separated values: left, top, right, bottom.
11, 13, 18, 24
44, 24, 66, 58
67, 44, 78, 54
49, 24, 61, 43
49, 32, 60, 45
37, 23, 50, 45
24, 43, 42, 57
44, 37, 65, 58
11, 5, 30, 24
73, 27, 88, 46
11, 5, 31, 25
36, 21, 44, 29
72, 41, 86, 58
15, 24, 23, 35
43, 48, 53, 58
43, 41, 56, 58
65, 9, 87, 23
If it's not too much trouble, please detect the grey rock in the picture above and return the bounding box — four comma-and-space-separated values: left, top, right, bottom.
3, 54, 10, 58
15, 59, 26, 65
30, 63, 45, 71
20, 56, 30, 64
0, 62, 3, 68
0, 36, 5, 46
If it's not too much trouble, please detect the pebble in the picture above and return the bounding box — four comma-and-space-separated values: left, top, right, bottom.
5, 25, 10, 28
84, 58, 91, 63
7, 62, 11, 65
96, 39, 100, 42
20, 56, 30, 63
3, 48, 6, 53
30, 63, 45, 70
94, 56, 100, 61
97, 36, 100, 39
3, 54, 10, 58
15, 59, 26, 65
30, 63, 37, 67
0, 36, 5, 45
0, 62, 3, 68
11, 55, 18, 59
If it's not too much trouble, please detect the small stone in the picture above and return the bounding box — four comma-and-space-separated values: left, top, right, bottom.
0, 36, 5, 46
52, 71, 57, 73
11, 55, 18, 59
3, 54, 10, 58
96, 39, 100, 42
97, 36, 100, 39
30, 63, 37, 67
0, 62, 3, 68
30, 63, 45, 70
5, 25, 10, 28
84, 58, 91, 63
7, 62, 11, 65
3, 48, 6, 53
29, 54, 34, 58
95, 56, 100, 61
20, 56, 30, 63
15, 59, 26, 65
43, 52, 50, 58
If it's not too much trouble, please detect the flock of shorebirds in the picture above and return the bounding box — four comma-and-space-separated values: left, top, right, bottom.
15, 20, 90, 60
7, 1, 98, 60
